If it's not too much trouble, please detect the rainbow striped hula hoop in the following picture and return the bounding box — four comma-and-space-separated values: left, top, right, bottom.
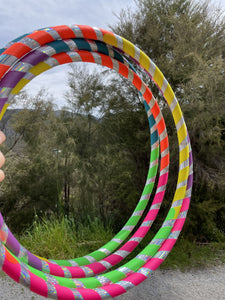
0, 25, 193, 299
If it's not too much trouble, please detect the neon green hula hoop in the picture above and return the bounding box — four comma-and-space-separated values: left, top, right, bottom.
0, 25, 193, 299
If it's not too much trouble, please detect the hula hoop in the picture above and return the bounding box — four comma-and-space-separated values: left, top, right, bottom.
0, 36, 167, 271
0, 49, 169, 285
0, 39, 168, 275
0, 25, 193, 299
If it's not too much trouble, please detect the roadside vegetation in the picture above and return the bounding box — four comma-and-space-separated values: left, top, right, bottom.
0, 0, 224, 270
19, 215, 114, 260
18, 215, 225, 271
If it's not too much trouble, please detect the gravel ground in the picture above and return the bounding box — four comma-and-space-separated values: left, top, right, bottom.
0, 265, 225, 300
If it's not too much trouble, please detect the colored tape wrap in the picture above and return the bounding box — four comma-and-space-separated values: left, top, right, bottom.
0, 25, 193, 299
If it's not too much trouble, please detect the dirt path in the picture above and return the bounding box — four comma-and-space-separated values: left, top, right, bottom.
0, 265, 225, 299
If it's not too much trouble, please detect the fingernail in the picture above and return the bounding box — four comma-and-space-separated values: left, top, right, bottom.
0, 170, 5, 182
0, 133, 5, 144
0, 152, 5, 167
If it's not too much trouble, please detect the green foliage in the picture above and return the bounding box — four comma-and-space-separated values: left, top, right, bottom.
0, 0, 224, 246
111, 0, 225, 242
19, 215, 114, 259
0, 92, 61, 232
161, 239, 225, 270
113, 0, 225, 93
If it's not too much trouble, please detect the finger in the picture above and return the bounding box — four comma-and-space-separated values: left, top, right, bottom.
0, 132, 6, 180
0, 131, 6, 144
0, 151, 5, 168
0, 170, 5, 182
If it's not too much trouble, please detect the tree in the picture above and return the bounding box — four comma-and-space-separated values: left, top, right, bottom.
112, 0, 225, 241
0, 91, 62, 232
113, 0, 225, 94
64, 64, 151, 227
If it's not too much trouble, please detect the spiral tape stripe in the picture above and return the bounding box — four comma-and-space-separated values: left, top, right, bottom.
0, 25, 192, 299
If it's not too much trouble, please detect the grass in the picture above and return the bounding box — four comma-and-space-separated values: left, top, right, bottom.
18, 215, 114, 260
18, 216, 225, 270
162, 238, 225, 271
0, 270, 5, 278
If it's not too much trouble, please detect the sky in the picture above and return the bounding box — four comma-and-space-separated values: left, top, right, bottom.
0, 0, 137, 108
0, 0, 224, 109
